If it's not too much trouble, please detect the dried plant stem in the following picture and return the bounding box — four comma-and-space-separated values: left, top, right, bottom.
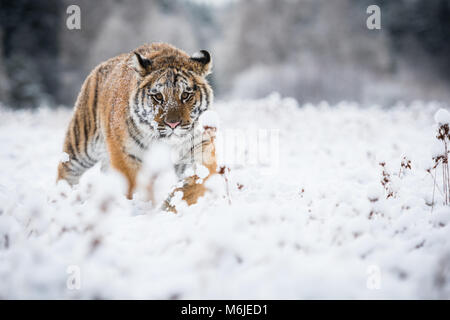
428, 169, 445, 199
218, 166, 232, 205
431, 122, 450, 207
445, 141, 449, 205
430, 168, 437, 213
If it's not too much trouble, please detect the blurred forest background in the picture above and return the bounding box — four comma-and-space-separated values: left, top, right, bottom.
0, 0, 449, 109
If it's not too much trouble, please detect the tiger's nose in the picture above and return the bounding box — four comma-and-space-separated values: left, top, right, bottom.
165, 120, 181, 129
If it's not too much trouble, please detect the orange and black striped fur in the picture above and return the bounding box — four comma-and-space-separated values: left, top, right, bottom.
57, 43, 216, 211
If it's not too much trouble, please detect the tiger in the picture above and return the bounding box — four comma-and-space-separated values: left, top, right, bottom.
57, 42, 217, 212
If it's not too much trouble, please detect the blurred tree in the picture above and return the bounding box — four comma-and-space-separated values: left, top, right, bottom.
58, 0, 216, 106
216, 0, 450, 104
1, 0, 449, 107
369, 0, 450, 78
57, 0, 112, 106
0, 0, 62, 108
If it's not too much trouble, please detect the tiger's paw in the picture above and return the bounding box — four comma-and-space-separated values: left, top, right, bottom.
161, 189, 185, 214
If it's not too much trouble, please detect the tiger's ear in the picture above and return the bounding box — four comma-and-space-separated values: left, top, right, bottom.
131, 52, 152, 76
190, 50, 212, 76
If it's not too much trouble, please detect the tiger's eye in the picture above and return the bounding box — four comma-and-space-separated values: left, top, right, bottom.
154, 93, 163, 102
181, 92, 189, 100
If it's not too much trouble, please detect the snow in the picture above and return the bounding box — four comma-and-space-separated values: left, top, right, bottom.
434, 108, 450, 125
59, 152, 70, 163
196, 164, 210, 179
0, 96, 450, 299
137, 143, 176, 199
191, 51, 206, 59
199, 110, 220, 129
366, 183, 383, 202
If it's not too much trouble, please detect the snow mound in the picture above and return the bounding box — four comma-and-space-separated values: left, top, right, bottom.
434, 108, 450, 125
0, 97, 449, 299
199, 110, 220, 129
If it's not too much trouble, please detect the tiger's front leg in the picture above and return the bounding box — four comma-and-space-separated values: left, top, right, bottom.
164, 127, 218, 212
106, 138, 143, 200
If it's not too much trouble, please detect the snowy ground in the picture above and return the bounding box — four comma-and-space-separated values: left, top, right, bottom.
0, 94, 449, 299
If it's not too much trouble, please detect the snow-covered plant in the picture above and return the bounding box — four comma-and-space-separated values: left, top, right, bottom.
218, 166, 232, 205
430, 108, 450, 206
378, 155, 411, 200
398, 156, 412, 178
379, 162, 396, 199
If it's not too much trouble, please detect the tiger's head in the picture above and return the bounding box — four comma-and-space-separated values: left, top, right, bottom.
129, 43, 213, 140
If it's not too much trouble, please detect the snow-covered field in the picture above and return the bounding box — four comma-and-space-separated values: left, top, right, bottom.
0, 94, 449, 299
